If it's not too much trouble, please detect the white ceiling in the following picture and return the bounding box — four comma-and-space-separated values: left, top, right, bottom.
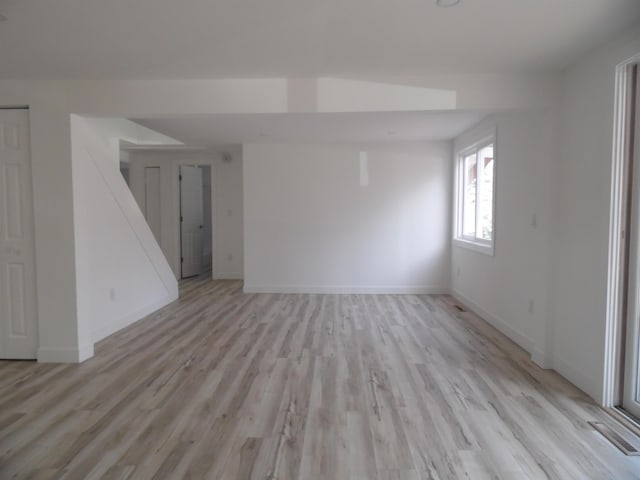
131, 111, 488, 148
0, 0, 639, 78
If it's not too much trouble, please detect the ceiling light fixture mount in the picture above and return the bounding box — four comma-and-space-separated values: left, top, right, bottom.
435, 0, 461, 7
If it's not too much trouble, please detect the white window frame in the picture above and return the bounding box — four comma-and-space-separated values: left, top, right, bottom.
453, 128, 497, 256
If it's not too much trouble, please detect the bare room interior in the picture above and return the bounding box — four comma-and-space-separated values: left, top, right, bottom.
3, 1, 640, 479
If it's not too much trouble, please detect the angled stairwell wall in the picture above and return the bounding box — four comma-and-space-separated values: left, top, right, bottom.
70, 115, 178, 343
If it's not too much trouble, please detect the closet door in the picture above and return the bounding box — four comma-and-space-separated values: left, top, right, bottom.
0, 109, 38, 359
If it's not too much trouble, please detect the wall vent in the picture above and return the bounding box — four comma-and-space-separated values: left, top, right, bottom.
589, 421, 640, 456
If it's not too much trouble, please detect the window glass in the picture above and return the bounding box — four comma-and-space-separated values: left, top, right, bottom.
478, 144, 494, 241
454, 131, 496, 255
463, 153, 477, 237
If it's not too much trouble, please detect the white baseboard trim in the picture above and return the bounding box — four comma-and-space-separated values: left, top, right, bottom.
451, 289, 535, 355
531, 347, 553, 370
243, 284, 449, 294
552, 354, 602, 403
450, 291, 603, 401
78, 342, 94, 362
213, 272, 244, 280
92, 291, 178, 343
38, 342, 94, 363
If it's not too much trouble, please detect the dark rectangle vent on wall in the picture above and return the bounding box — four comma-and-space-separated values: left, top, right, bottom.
454, 305, 466, 312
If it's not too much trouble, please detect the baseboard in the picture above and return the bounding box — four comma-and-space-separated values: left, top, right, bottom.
213, 272, 244, 280
92, 291, 178, 343
38, 342, 94, 363
552, 354, 602, 404
450, 290, 605, 403
531, 347, 553, 370
243, 284, 449, 294
451, 289, 535, 355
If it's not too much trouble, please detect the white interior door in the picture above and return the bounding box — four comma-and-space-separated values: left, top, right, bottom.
180, 165, 204, 278
144, 167, 161, 246
0, 109, 38, 359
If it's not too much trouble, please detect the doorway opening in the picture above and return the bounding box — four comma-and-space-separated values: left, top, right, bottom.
180, 165, 212, 279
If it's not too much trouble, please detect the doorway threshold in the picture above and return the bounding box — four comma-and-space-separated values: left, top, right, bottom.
606, 406, 640, 439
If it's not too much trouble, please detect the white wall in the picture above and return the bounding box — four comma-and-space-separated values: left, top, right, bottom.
128, 149, 244, 280
0, 66, 621, 407
550, 24, 640, 404
0, 74, 557, 362
347, 74, 560, 111
0, 82, 85, 362
451, 110, 555, 368
243, 142, 451, 293
202, 165, 213, 266
215, 146, 245, 279
84, 118, 182, 162
71, 116, 178, 343
0, 59, 629, 407
449, 24, 640, 405
63, 76, 558, 116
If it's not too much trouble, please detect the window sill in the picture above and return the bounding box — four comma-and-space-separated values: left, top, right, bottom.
453, 237, 494, 256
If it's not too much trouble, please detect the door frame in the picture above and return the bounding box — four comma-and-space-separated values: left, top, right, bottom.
177, 162, 214, 279
144, 166, 162, 246
127, 155, 216, 281
604, 53, 640, 410
623, 75, 640, 416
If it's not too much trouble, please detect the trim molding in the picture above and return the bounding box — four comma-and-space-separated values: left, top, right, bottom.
531, 347, 553, 370
452, 238, 494, 257
213, 272, 244, 280
553, 353, 601, 403
38, 343, 94, 363
606, 407, 640, 438
603, 54, 640, 408
92, 292, 178, 343
450, 290, 603, 400
243, 284, 449, 295
451, 289, 535, 356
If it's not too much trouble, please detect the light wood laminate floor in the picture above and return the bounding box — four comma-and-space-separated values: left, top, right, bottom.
1, 277, 639, 479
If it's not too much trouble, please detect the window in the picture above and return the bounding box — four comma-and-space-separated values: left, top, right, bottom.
454, 131, 496, 255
